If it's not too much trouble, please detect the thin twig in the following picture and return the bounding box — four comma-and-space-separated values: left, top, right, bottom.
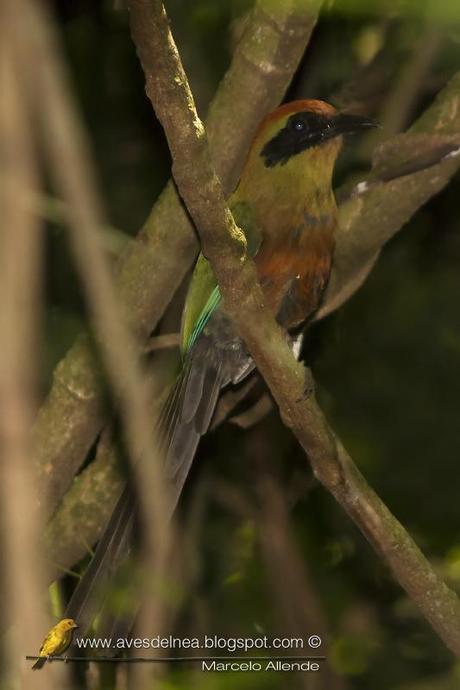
0, 22, 57, 688
255, 464, 348, 690
15, 0, 175, 649
144, 333, 181, 353
229, 393, 273, 430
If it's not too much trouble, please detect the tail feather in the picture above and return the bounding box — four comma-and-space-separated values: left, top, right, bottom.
181, 360, 206, 425
166, 361, 223, 479
64, 483, 136, 633
195, 363, 223, 433
64, 355, 225, 643
32, 657, 46, 670
159, 361, 190, 440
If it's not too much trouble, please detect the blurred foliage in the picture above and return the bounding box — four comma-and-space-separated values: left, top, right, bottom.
45, 0, 460, 688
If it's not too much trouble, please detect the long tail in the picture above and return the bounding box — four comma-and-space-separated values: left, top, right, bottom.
32, 657, 46, 670
64, 353, 225, 642
64, 482, 135, 633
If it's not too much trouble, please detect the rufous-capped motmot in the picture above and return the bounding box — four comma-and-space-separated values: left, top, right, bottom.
64, 99, 377, 637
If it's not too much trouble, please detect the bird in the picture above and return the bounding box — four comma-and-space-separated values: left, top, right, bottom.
63, 99, 377, 641
32, 618, 78, 669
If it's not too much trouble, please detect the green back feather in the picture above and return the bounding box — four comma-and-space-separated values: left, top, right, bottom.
181, 201, 261, 355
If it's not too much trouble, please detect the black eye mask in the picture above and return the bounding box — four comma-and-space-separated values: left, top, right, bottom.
261, 111, 377, 168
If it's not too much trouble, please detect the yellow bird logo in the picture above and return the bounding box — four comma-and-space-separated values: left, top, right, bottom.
32, 618, 78, 670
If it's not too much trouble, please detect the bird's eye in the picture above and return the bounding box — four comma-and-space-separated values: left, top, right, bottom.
292, 119, 306, 132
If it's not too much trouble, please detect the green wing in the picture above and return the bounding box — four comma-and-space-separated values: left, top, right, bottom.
181, 201, 261, 356
181, 255, 220, 354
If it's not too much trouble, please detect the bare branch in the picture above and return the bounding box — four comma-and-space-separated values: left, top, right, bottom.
255, 467, 348, 690
15, 0, 175, 651
229, 393, 273, 429
0, 23, 57, 687
144, 332, 181, 353
128, 0, 460, 656
319, 75, 460, 319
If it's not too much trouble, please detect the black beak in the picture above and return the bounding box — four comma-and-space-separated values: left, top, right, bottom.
332, 112, 380, 136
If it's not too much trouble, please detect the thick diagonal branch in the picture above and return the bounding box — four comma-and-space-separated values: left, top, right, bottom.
127, 0, 460, 656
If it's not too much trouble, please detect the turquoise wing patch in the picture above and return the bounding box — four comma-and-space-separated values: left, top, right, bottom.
180, 200, 261, 356
184, 285, 221, 354
181, 252, 221, 355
